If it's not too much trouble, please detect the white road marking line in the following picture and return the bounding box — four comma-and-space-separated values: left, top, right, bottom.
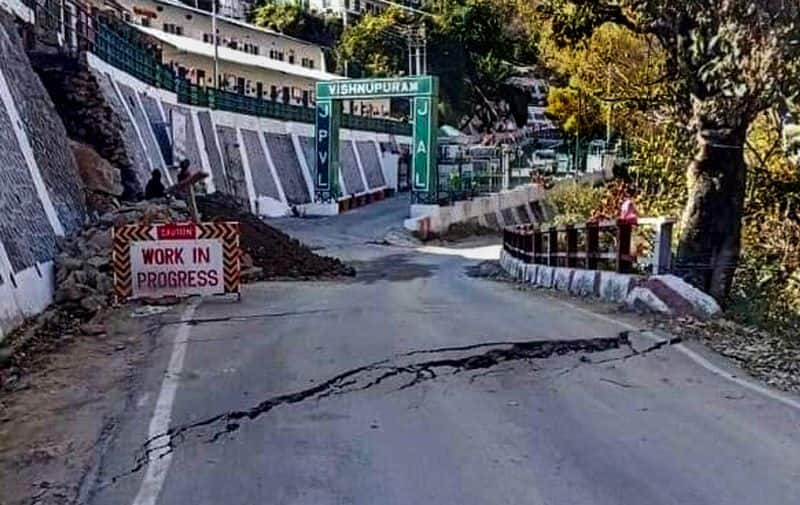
671, 343, 800, 411
132, 300, 199, 505
553, 298, 800, 412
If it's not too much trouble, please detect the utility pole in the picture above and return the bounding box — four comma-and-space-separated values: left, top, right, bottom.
404, 25, 427, 76
343, 12, 349, 77
606, 65, 612, 148
212, 0, 219, 89
575, 88, 581, 174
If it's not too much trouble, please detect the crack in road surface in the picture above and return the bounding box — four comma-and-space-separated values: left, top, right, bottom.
123, 332, 678, 480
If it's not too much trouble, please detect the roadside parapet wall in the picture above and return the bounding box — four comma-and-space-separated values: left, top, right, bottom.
404, 171, 610, 238
499, 249, 721, 319
404, 184, 550, 238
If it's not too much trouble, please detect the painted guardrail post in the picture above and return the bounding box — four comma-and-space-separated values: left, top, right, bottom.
566, 225, 578, 268
616, 219, 633, 274
547, 226, 558, 267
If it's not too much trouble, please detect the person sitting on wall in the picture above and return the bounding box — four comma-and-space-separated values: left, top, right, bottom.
144, 169, 165, 200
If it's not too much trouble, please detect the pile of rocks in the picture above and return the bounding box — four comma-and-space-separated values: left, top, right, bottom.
54, 199, 190, 314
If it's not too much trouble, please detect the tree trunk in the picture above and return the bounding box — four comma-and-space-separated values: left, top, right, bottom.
676, 125, 748, 302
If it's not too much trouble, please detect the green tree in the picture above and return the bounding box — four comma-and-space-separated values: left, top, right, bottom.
337, 6, 410, 76
545, 83, 603, 138
251, 3, 342, 47
336, 0, 540, 128
543, 1, 800, 301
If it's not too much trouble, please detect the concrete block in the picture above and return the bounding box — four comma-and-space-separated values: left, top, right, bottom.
570, 270, 599, 297
599, 271, 635, 303
525, 264, 538, 284
501, 207, 515, 226
515, 204, 532, 224
625, 287, 672, 315
483, 212, 499, 230
652, 275, 721, 318
553, 267, 573, 292
536, 266, 554, 288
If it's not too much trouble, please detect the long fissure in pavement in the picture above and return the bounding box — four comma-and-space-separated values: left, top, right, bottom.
119, 332, 681, 481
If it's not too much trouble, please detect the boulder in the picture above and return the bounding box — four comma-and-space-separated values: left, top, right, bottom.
625, 287, 672, 315
70, 141, 123, 196
55, 281, 92, 303
85, 228, 112, 252
80, 295, 107, 314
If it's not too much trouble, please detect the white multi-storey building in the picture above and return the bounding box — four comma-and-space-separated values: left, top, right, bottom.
115, 0, 390, 115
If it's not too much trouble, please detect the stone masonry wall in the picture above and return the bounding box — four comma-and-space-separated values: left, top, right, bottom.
0, 14, 86, 234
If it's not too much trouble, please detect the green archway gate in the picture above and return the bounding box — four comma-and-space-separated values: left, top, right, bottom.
315, 76, 439, 203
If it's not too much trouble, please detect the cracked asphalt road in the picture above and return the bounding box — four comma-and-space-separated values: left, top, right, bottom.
89, 197, 800, 505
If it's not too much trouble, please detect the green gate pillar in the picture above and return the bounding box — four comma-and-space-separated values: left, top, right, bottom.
412, 96, 438, 201
314, 99, 341, 201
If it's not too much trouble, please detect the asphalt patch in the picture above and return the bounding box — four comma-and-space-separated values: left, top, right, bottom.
347, 254, 436, 284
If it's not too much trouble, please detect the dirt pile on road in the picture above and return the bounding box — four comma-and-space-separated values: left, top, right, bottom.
197, 194, 355, 280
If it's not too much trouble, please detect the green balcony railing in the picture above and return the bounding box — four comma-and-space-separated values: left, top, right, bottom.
93, 22, 412, 135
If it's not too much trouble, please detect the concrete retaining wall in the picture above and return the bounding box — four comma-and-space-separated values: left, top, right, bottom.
0, 12, 87, 340
404, 171, 610, 237
88, 54, 411, 218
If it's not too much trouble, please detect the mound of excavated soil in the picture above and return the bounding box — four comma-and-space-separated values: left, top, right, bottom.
197, 194, 354, 279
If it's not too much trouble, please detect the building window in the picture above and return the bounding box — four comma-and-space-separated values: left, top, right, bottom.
270, 85, 277, 100
203, 33, 212, 43
141, 17, 150, 27
288, 50, 295, 64
281, 86, 289, 103
163, 23, 182, 35
256, 82, 263, 97
302, 90, 309, 106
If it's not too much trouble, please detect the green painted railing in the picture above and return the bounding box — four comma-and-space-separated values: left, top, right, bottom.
93, 23, 411, 135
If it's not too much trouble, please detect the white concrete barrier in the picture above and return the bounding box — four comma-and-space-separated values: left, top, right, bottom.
499, 250, 721, 319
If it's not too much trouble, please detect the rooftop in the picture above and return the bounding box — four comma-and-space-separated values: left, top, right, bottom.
144, 0, 324, 49
134, 25, 343, 82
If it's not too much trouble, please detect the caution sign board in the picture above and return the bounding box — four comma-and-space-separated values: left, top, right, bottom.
113, 222, 240, 301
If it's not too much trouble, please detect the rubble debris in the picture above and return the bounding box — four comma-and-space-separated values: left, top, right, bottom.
0, 200, 189, 387
197, 193, 355, 279
54, 199, 190, 314
70, 140, 124, 197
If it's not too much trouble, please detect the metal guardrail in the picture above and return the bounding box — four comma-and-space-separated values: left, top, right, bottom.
503, 218, 675, 275
25, 1, 412, 136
